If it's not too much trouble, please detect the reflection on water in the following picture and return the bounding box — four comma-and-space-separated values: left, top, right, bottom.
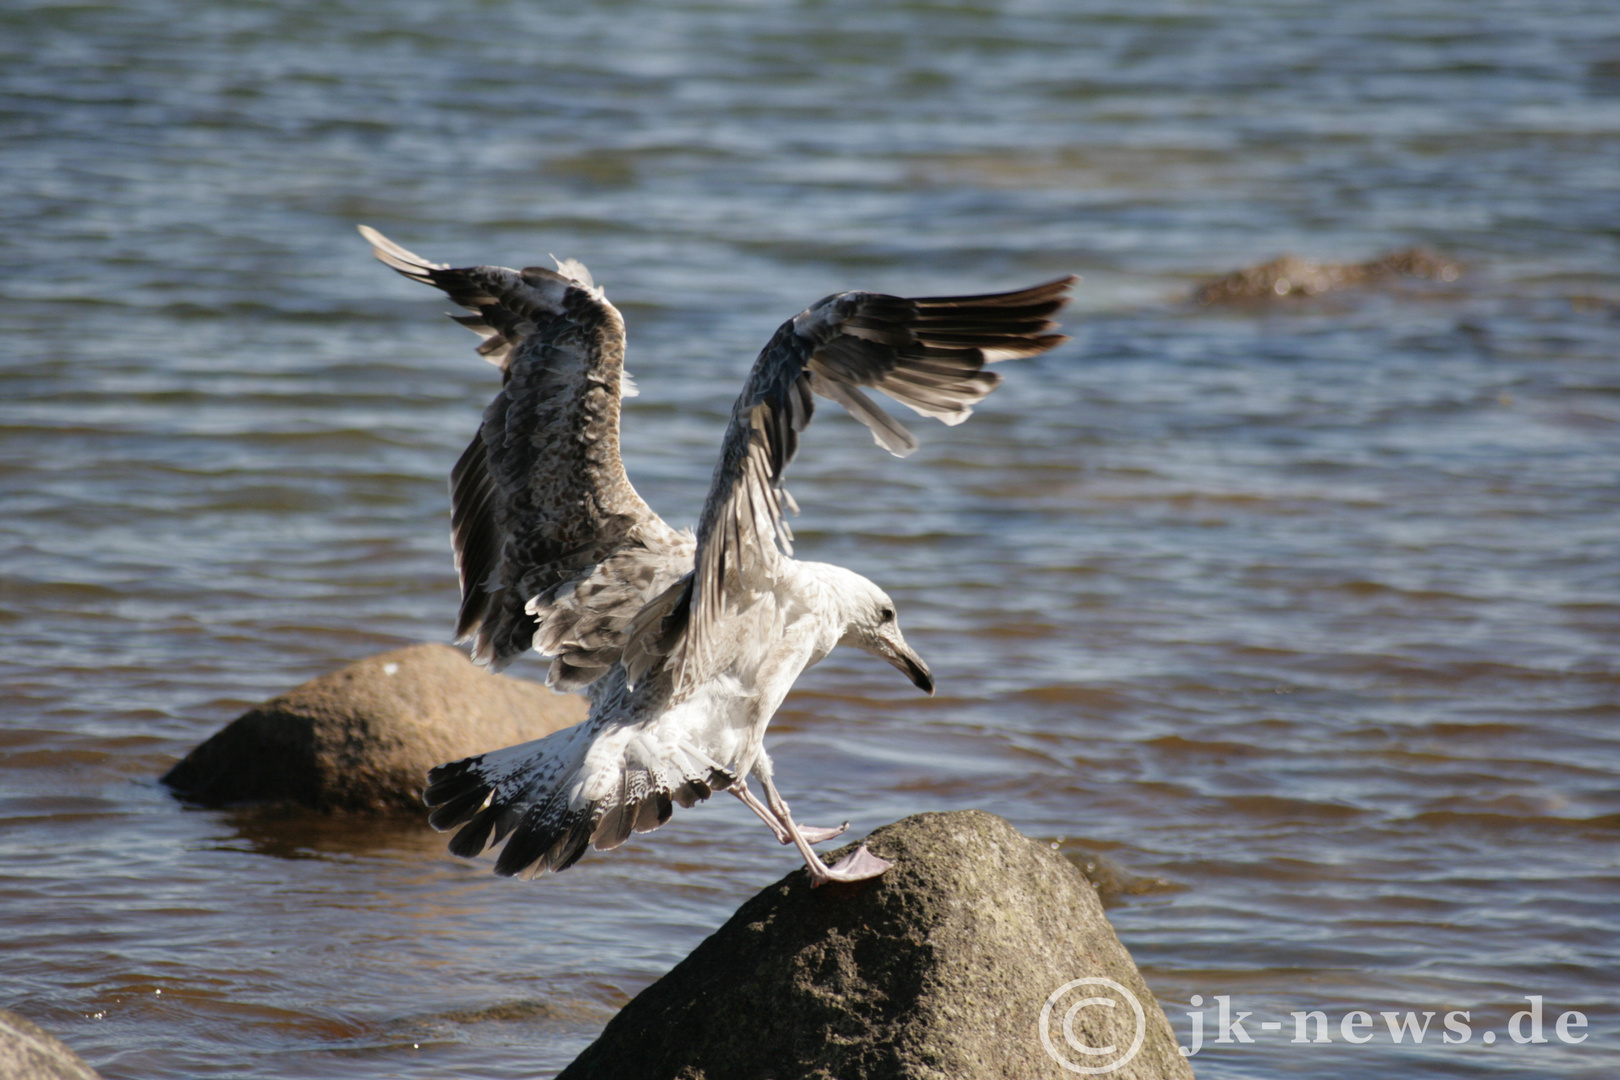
208, 805, 450, 862
3, 0, 1619, 1077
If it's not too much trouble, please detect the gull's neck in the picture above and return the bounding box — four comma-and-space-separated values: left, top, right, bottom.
790, 560, 875, 650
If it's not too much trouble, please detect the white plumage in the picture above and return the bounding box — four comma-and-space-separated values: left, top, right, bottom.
361, 225, 1074, 884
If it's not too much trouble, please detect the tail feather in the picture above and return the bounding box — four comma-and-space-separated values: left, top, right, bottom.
590, 771, 639, 851
421, 720, 734, 879
448, 812, 498, 860
427, 784, 493, 836
494, 801, 594, 879
635, 791, 673, 834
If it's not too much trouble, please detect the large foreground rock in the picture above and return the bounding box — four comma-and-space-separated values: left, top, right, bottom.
560, 810, 1192, 1080
0, 1010, 101, 1080
162, 644, 586, 812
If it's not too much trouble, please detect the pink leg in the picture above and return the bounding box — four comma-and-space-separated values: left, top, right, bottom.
757, 774, 891, 887
730, 780, 849, 845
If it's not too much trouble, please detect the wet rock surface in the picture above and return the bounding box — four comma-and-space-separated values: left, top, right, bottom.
559, 810, 1192, 1080
162, 644, 586, 813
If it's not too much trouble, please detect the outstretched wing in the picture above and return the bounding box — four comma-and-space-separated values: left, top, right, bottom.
362, 226, 693, 688
622, 276, 1076, 699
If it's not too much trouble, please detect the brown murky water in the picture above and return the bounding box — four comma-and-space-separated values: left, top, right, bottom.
3, 1, 1618, 1076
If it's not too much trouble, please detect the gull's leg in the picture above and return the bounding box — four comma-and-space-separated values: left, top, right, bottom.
729, 780, 791, 843
757, 773, 891, 887
731, 780, 850, 845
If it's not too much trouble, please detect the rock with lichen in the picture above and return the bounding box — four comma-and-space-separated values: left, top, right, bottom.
558, 810, 1192, 1080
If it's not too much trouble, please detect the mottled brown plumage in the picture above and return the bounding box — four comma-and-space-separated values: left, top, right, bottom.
362, 226, 692, 690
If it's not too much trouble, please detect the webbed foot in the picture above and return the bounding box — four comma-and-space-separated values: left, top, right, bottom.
808, 844, 892, 886
798, 822, 850, 845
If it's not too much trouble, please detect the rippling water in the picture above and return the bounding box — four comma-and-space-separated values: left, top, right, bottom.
4, 1, 1619, 1076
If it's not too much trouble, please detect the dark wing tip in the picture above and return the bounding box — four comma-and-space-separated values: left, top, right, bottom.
908, 273, 1078, 309
803, 273, 1077, 443
357, 224, 448, 281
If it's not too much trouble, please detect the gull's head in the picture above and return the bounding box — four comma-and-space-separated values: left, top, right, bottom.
815, 564, 934, 696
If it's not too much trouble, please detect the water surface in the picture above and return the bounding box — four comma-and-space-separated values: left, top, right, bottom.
3, 1, 1618, 1076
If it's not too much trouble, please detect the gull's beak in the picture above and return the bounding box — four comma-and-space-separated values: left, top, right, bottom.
876, 625, 934, 696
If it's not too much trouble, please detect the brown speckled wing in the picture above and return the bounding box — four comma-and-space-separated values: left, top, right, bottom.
362, 226, 691, 684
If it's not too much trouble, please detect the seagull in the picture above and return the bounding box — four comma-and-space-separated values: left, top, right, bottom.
361, 225, 1074, 885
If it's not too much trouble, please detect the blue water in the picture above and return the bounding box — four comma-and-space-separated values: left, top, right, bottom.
3, 1, 1618, 1076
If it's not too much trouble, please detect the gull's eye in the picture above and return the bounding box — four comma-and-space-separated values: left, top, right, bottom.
879, 607, 895, 623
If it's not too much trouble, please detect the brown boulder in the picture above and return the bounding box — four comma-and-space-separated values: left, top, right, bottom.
162, 644, 586, 813
1194, 246, 1461, 304
0, 1010, 101, 1080
558, 810, 1192, 1080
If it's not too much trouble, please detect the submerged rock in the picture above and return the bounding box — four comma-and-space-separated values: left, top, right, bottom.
559, 810, 1192, 1080
1194, 246, 1460, 304
162, 644, 586, 813
0, 1010, 101, 1080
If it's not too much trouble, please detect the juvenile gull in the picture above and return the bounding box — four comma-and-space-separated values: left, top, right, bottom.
361, 225, 1073, 885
